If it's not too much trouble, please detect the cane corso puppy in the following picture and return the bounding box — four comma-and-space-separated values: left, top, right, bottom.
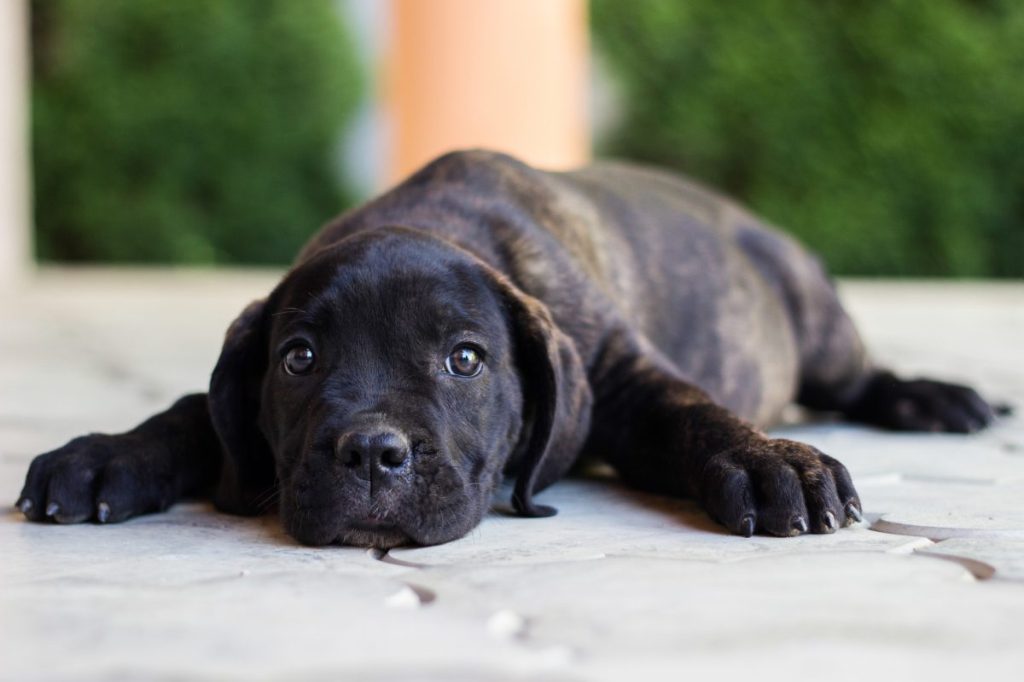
16, 150, 999, 546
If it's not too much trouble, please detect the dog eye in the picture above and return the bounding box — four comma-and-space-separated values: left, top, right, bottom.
445, 345, 483, 377
283, 345, 316, 375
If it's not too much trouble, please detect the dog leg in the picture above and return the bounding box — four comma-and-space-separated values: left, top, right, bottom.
588, 350, 861, 537
15, 394, 222, 524
792, 281, 1000, 432
827, 370, 1000, 433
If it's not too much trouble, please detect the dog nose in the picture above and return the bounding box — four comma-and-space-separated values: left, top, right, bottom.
335, 429, 411, 473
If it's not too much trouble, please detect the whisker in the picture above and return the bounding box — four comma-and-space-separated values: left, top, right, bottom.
251, 484, 281, 513
271, 306, 307, 318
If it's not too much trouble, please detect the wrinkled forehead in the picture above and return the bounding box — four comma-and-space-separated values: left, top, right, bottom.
268, 233, 506, 342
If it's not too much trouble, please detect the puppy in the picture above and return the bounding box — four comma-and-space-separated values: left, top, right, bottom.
16, 150, 999, 547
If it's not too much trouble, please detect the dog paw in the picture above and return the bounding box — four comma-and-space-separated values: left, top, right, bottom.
699, 438, 861, 538
853, 372, 998, 433
15, 433, 175, 525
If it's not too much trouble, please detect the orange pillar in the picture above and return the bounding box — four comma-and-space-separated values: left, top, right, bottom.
384, 0, 590, 185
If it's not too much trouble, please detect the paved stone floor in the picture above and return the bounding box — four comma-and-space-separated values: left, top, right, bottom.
1, 269, 1022, 681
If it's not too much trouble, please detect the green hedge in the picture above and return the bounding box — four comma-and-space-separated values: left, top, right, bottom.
592, 0, 1024, 277
32, 0, 362, 264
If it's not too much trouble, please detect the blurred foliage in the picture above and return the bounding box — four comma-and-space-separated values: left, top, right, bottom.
592, 0, 1024, 277
32, 0, 362, 264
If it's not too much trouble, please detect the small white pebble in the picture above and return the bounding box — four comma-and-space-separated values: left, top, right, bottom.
384, 585, 421, 609
486, 609, 525, 639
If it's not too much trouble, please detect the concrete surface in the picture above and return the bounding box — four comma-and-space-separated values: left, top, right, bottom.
1, 269, 1022, 682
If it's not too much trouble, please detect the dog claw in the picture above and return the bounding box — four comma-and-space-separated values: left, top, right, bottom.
791, 515, 808, 535
18, 498, 33, 515
822, 511, 837, 532
845, 502, 863, 524
97, 502, 111, 524
45, 502, 60, 518
739, 515, 755, 538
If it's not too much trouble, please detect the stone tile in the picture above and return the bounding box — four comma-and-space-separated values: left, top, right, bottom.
0, 563, 563, 682
860, 478, 1024, 540
0, 504, 570, 681
916, 537, 1024, 582
412, 553, 1024, 681
770, 421, 1024, 484
390, 478, 927, 567
3, 271, 1024, 680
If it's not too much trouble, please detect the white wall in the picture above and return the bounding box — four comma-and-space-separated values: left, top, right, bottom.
0, 0, 30, 288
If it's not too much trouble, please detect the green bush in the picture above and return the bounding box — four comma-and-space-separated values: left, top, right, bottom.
592, 0, 1024, 277
32, 0, 362, 264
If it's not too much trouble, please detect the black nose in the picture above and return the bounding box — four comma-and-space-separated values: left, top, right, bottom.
335, 429, 411, 473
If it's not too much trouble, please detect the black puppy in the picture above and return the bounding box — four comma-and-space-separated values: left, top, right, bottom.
16, 150, 998, 547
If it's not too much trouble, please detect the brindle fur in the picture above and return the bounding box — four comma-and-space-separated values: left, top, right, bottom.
17, 150, 998, 545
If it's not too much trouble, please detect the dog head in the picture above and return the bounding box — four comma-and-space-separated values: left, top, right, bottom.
207, 227, 591, 547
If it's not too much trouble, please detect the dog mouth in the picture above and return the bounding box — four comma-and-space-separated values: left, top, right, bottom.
338, 522, 413, 548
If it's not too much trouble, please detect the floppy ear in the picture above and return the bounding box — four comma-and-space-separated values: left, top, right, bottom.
208, 299, 277, 515
496, 277, 593, 518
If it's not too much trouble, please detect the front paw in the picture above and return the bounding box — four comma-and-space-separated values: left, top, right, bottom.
16, 433, 174, 525
699, 438, 861, 538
